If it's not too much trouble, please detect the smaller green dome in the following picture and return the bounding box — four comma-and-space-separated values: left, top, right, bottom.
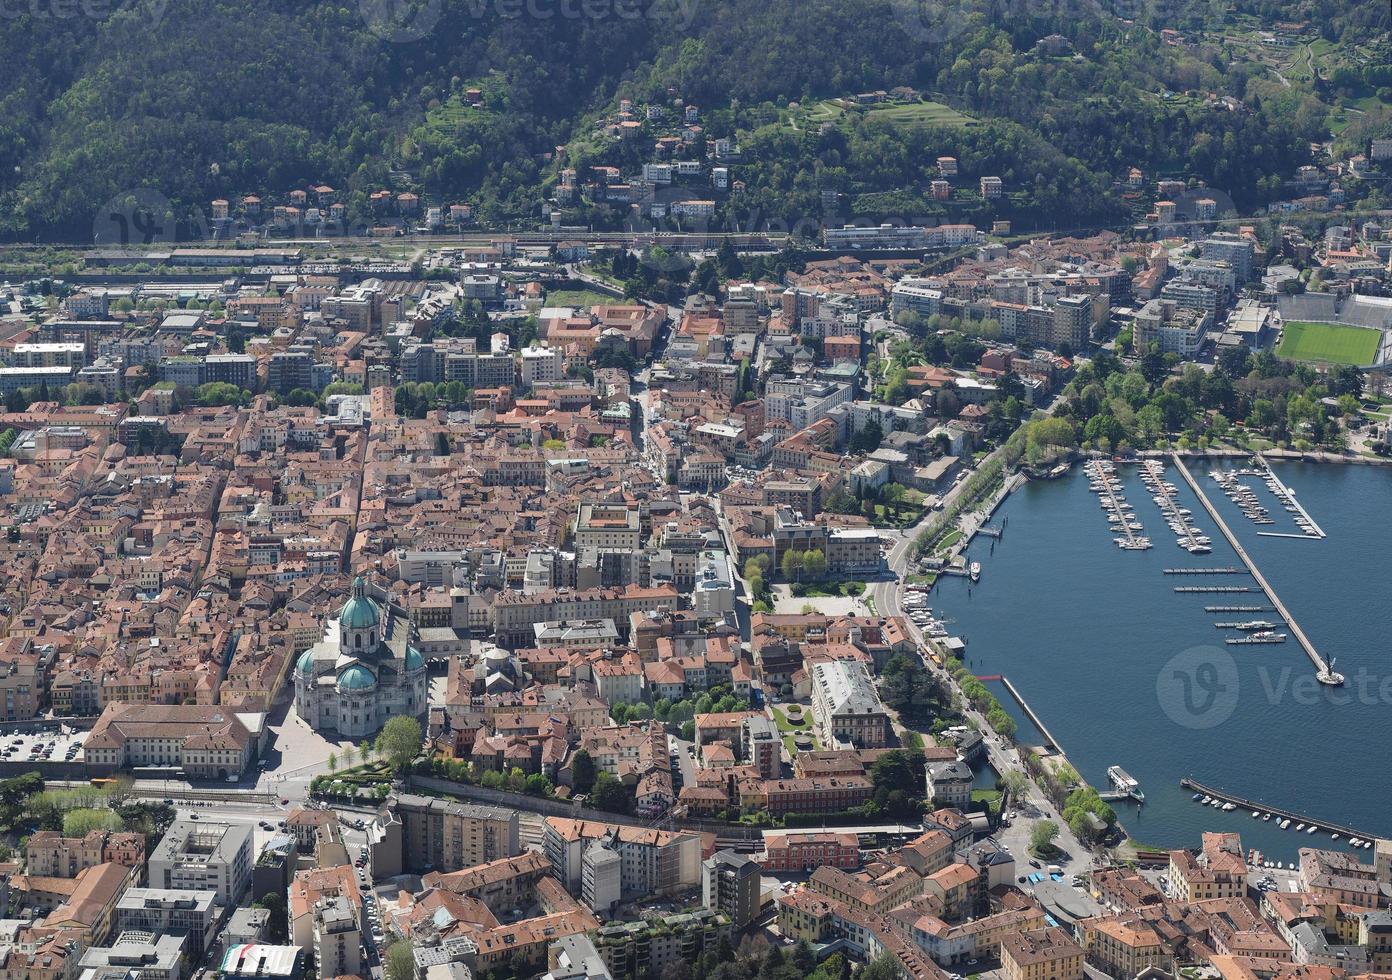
405, 646, 425, 671
339, 576, 380, 631
297, 650, 315, 675
337, 664, 376, 691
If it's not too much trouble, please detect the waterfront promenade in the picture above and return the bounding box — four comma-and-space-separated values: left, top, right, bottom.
1171, 455, 1341, 684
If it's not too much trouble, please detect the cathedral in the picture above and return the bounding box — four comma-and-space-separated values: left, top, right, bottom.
294, 577, 428, 738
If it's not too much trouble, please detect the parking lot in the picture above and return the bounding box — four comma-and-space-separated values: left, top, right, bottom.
0, 728, 87, 764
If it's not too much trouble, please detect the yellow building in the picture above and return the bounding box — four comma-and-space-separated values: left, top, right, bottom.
1001, 927, 1084, 980
1080, 915, 1172, 978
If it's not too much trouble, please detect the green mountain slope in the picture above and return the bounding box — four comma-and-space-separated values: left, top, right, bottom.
0, 0, 1384, 241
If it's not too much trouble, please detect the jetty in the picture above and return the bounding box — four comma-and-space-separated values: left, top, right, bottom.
1174, 585, 1260, 593
1180, 777, 1371, 842
1087, 459, 1150, 550
1142, 459, 1210, 553
1164, 567, 1247, 575
1173, 456, 1344, 686
977, 526, 1004, 539
1258, 456, 1326, 538
999, 675, 1062, 752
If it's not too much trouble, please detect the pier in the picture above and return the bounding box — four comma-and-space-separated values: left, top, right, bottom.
1225, 635, 1287, 645
1174, 585, 1260, 593
1087, 459, 1150, 550
977, 526, 1004, 539
1105, 765, 1145, 804
1172, 455, 1343, 685
998, 675, 1063, 752
1258, 456, 1326, 538
1180, 777, 1373, 843
1164, 567, 1247, 575
1144, 459, 1210, 553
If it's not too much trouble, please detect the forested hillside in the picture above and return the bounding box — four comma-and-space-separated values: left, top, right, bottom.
0, 0, 1384, 240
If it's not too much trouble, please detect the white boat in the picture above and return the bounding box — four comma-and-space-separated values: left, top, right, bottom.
1262, 813, 1271, 821
1251, 811, 1259, 818
969, 562, 981, 583
1296, 823, 1305, 831
1307, 825, 1318, 834
1222, 802, 1236, 811
1331, 834, 1339, 841
1280, 819, 1291, 829
1202, 796, 1212, 804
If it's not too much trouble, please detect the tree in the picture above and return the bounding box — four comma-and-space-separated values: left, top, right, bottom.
802, 548, 827, 580
326, 751, 338, 773
64, 808, 121, 836
571, 749, 596, 794
591, 771, 633, 815
384, 939, 414, 980
1000, 770, 1030, 805
378, 716, 423, 772
253, 892, 289, 943
1030, 819, 1060, 854
780, 548, 804, 582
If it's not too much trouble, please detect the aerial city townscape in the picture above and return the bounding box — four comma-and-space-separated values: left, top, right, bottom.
0, 2, 1390, 980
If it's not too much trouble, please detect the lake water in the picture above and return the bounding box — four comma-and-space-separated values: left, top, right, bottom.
934, 459, 1392, 858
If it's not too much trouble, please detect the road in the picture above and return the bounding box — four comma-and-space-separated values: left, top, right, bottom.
865, 406, 1093, 876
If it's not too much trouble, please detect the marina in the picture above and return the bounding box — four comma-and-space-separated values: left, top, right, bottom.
935, 460, 1392, 854
1087, 459, 1151, 550
1173, 455, 1344, 686
1142, 459, 1211, 553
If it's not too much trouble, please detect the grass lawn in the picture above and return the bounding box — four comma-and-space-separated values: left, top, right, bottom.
791, 581, 866, 598
972, 788, 1003, 817
1277, 321, 1382, 366
906, 572, 938, 586
544, 289, 614, 308
802, 98, 976, 132
935, 529, 963, 553
773, 705, 820, 753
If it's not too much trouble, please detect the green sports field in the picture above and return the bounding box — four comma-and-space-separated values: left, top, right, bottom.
1276, 321, 1382, 366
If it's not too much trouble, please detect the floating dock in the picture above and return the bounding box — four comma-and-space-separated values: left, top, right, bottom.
1258, 456, 1326, 538
1205, 605, 1273, 613
978, 526, 1003, 539
1225, 635, 1287, 645
1105, 765, 1145, 803
1173, 455, 1343, 685
1164, 567, 1248, 575
1175, 585, 1261, 593
1180, 777, 1371, 842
